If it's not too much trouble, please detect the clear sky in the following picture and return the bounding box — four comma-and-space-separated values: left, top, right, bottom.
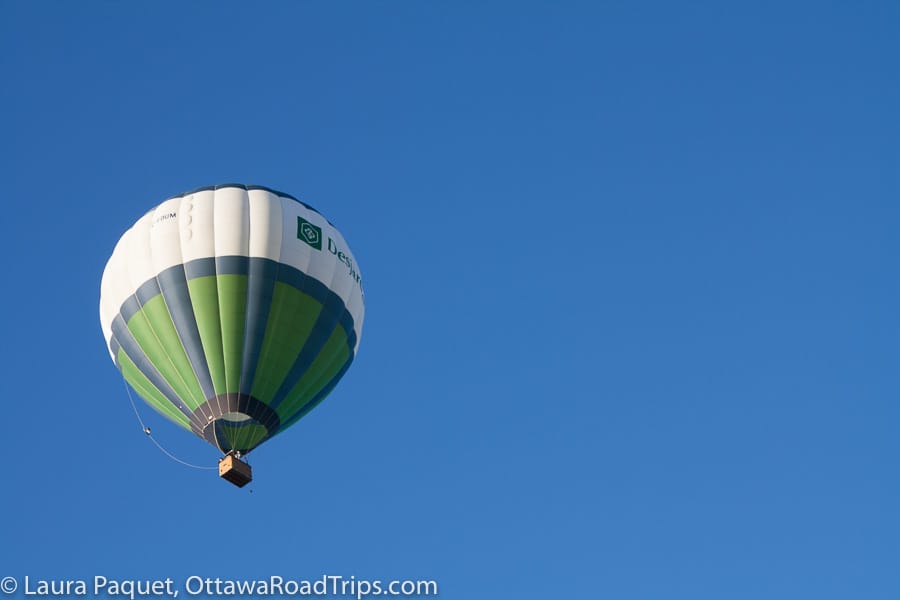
1, 1, 898, 599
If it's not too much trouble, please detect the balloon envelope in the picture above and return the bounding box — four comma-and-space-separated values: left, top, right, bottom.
100, 184, 365, 454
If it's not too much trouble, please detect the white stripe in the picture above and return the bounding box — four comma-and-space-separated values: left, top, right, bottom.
124, 212, 156, 300
212, 187, 250, 257
150, 197, 184, 274
99, 234, 133, 357
180, 190, 216, 263
248, 189, 283, 260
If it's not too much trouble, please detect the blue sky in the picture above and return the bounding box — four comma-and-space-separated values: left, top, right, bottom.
1, 1, 898, 598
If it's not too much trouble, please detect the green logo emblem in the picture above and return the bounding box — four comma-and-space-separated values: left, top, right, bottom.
297, 217, 322, 250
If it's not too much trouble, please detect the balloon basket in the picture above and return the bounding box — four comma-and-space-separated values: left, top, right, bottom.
218, 453, 252, 488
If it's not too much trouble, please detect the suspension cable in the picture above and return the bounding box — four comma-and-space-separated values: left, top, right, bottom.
121, 377, 217, 471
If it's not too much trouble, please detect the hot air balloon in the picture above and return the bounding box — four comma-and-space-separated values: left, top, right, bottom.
99, 184, 364, 486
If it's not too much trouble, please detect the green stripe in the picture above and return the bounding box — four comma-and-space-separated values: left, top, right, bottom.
188, 276, 227, 395
217, 274, 247, 394
118, 349, 191, 429
277, 324, 351, 421
250, 283, 323, 403
218, 422, 269, 451
126, 295, 205, 410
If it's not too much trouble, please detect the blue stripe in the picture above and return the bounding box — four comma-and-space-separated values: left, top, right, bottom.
111, 316, 202, 428
156, 265, 216, 400
183, 256, 216, 281
267, 269, 348, 411
277, 264, 358, 350
278, 355, 354, 433
216, 255, 249, 276
240, 259, 278, 396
